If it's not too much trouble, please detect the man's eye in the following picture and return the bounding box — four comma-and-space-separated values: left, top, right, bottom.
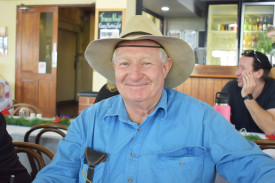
120, 62, 128, 66
144, 62, 151, 65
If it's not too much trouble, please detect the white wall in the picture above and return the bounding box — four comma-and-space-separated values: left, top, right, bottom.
0, 0, 133, 96
166, 17, 206, 33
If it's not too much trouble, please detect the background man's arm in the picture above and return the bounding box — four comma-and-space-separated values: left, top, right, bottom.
244, 100, 275, 135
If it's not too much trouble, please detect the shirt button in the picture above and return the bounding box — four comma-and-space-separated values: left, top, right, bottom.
137, 128, 141, 132
128, 178, 133, 182
131, 152, 135, 157
179, 162, 184, 166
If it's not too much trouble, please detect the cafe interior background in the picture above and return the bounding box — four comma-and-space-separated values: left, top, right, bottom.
0, 0, 275, 118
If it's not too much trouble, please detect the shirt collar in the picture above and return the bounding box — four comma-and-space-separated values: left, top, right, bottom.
104, 89, 168, 122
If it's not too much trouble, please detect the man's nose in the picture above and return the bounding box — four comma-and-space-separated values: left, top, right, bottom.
235, 69, 240, 76
129, 64, 143, 80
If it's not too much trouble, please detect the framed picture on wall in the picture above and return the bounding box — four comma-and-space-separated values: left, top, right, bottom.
0, 26, 7, 56
167, 30, 181, 39
182, 30, 198, 50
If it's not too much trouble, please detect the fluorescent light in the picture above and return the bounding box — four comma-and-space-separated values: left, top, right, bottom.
161, 6, 169, 11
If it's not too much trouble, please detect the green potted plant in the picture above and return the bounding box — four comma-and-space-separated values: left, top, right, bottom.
256, 31, 275, 59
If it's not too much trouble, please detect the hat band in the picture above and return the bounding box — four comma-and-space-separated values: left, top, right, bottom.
121, 31, 152, 38
115, 45, 164, 49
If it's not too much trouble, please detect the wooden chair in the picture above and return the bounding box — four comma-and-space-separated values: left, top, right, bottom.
12, 141, 55, 180
254, 139, 275, 150
6, 103, 41, 116
24, 124, 68, 145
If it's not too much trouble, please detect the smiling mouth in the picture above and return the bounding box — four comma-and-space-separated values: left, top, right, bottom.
127, 84, 146, 87
126, 83, 149, 88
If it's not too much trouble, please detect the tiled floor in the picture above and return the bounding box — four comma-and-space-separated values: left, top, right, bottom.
56, 101, 78, 118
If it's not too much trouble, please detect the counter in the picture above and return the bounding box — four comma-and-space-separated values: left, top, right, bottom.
78, 91, 98, 114
174, 65, 275, 106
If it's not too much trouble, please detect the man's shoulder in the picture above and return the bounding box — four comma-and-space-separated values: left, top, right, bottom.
226, 79, 237, 85
165, 88, 210, 106
263, 78, 275, 91
267, 78, 275, 85
222, 79, 238, 91
165, 88, 188, 99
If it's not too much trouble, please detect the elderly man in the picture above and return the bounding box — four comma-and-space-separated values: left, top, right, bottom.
33, 16, 275, 183
222, 50, 275, 135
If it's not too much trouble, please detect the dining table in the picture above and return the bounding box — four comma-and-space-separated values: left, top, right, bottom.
6, 123, 275, 182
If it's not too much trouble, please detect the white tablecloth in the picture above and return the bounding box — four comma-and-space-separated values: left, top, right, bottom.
7, 125, 67, 173
240, 131, 275, 159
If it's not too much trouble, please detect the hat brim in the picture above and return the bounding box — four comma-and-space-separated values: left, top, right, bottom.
85, 35, 195, 89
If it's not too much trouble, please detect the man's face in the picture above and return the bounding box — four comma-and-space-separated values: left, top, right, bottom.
113, 40, 172, 104
235, 56, 256, 87
267, 30, 275, 42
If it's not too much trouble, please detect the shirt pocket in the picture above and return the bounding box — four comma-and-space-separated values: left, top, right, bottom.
79, 161, 107, 183
157, 146, 206, 183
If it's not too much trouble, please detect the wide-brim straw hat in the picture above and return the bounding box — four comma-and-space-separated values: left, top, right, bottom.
85, 15, 195, 88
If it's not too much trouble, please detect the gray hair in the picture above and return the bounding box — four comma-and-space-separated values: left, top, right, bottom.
112, 48, 168, 64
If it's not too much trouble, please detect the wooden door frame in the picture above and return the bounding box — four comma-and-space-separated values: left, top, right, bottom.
15, 6, 58, 117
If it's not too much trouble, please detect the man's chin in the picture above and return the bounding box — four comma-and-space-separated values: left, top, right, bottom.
237, 82, 243, 88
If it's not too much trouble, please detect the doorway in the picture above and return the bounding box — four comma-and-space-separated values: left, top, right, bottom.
56, 7, 95, 118
16, 5, 95, 118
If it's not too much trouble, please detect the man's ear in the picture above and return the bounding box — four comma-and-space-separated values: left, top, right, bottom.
112, 61, 116, 69
163, 58, 172, 77
256, 68, 264, 79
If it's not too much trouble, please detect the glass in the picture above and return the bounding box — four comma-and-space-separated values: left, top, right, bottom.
39, 12, 53, 73
206, 4, 238, 65
19, 108, 30, 118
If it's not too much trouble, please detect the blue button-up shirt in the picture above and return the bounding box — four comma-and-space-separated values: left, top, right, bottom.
34, 89, 275, 183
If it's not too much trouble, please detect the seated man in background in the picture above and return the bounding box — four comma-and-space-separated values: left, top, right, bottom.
94, 81, 119, 103
34, 16, 275, 183
267, 26, 275, 43
222, 50, 275, 134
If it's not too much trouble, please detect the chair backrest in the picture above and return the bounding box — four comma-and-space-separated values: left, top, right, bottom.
12, 141, 55, 180
24, 124, 68, 144
6, 103, 41, 116
254, 139, 275, 150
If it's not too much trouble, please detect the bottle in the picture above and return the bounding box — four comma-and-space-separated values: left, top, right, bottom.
247, 33, 252, 48
252, 35, 257, 48
244, 18, 248, 31
253, 17, 258, 31
243, 33, 249, 49
233, 22, 237, 31
213, 92, 231, 122
263, 17, 267, 31
248, 18, 252, 31
258, 17, 263, 31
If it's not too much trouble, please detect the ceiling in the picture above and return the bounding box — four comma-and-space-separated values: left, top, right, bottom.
143, 0, 207, 18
